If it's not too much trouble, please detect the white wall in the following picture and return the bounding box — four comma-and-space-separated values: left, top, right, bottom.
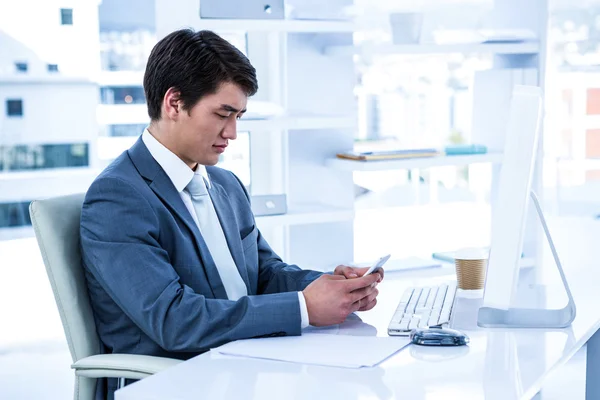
0, 82, 98, 146
0, 168, 100, 203
0, 0, 101, 77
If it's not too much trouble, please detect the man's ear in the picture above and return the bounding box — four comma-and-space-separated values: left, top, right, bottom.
162, 87, 182, 120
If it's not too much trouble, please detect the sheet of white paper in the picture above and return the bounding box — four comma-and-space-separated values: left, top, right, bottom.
211, 333, 410, 369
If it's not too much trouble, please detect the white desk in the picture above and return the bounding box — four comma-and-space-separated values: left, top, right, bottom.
116, 218, 600, 400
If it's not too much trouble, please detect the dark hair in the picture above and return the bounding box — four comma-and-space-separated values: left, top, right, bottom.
143, 29, 258, 121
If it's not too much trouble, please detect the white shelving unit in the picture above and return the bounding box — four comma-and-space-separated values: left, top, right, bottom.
239, 114, 355, 131
158, 0, 548, 269
326, 41, 540, 57
326, 152, 503, 171
256, 204, 354, 229
193, 18, 356, 33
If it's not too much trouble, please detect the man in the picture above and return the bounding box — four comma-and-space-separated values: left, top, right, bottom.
80, 29, 382, 399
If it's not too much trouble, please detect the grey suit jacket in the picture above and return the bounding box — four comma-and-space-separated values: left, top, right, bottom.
80, 137, 321, 398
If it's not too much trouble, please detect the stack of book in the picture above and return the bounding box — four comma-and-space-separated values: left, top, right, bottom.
336, 148, 440, 161
336, 144, 488, 162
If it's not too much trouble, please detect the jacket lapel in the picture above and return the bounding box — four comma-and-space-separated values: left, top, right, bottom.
127, 138, 228, 299
207, 179, 251, 291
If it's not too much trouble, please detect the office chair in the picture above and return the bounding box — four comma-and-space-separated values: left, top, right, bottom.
29, 193, 181, 400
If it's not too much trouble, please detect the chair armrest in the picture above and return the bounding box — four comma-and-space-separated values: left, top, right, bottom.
72, 354, 182, 380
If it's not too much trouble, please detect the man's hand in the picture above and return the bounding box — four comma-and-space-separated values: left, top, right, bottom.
333, 264, 384, 283
302, 273, 380, 327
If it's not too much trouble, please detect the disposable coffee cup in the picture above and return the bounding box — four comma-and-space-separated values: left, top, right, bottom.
455, 248, 488, 290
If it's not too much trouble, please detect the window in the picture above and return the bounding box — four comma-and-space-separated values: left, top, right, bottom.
545, 3, 600, 217
14, 62, 27, 72
100, 86, 146, 104
6, 99, 23, 117
60, 8, 73, 25
47, 64, 59, 72
0, 201, 31, 228
107, 124, 147, 137
217, 131, 250, 188
0, 143, 89, 171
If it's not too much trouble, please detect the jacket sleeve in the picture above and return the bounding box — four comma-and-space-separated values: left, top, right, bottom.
228, 171, 323, 295
80, 176, 302, 353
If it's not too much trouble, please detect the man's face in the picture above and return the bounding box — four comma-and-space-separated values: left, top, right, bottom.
174, 82, 247, 167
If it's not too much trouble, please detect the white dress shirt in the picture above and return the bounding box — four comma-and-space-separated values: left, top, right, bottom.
142, 129, 310, 328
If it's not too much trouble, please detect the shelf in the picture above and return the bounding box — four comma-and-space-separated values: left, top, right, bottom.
238, 115, 355, 131
256, 204, 354, 227
325, 42, 540, 57
326, 153, 504, 172
96, 104, 353, 131
195, 18, 356, 33
0, 74, 96, 85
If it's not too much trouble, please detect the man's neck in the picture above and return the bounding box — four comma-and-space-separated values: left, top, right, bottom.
147, 125, 197, 170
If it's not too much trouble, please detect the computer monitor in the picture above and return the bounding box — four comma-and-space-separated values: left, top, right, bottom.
480, 85, 542, 311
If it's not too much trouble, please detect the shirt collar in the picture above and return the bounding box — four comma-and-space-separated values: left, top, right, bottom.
142, 128, 211, 192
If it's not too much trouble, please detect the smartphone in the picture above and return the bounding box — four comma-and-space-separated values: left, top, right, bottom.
362, 254, 391, 277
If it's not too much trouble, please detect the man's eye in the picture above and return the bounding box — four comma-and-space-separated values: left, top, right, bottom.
216, 114, 228, 119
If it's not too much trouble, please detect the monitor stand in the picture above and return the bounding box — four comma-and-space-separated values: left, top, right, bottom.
477, 191, 577, 329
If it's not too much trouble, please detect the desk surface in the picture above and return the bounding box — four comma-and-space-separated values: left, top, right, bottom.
116, 218, 600, 400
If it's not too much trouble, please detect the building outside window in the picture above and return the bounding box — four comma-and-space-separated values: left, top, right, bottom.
0, 201, 31, 228
6, 99, 23, 117
0, 143, 89, 171
60, 8, 73, 25
100, 86, 146, 104
14, 62, 27, 72
106, 124, 147, 137
47, 64, 59, 72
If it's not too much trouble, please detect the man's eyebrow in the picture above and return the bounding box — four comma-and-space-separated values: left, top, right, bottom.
220, 104, 246, 113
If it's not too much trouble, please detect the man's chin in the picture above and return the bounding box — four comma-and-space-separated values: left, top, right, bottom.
202, 158, 220, 166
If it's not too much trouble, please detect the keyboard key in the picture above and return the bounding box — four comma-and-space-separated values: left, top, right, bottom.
405, 288, 422, 314
400, 288, 415, 303
398, 318, 410, 330
425, 286, 438, 309
433, 285, 448, 310
417, 287, 431, 309
396, 302, 408, 314
438, 283, 457, 324
388, 323, 403, 331
427, 313, 441, 327
408, 317, 420, 330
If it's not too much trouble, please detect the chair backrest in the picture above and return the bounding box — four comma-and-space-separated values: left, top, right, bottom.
29, 193, 101, 363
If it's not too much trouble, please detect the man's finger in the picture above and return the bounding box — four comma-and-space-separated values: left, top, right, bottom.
344, 273, 380, 291
356, 287, 378, 306
349, 283, 378, 304
358, 298, 377, 312
325, 274, 348, 281
336, 266, 358, 279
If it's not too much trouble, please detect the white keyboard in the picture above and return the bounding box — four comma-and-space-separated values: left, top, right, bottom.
388, 282, 458, 336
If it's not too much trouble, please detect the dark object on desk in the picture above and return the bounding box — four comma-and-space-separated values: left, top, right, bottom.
250, 194, 287, 216
410, 327, 469, 346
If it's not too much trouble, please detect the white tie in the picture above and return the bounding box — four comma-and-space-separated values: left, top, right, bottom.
185, 175, 247, 300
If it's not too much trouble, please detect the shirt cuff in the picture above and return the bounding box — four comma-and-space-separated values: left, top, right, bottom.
297, 291, 310, 328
